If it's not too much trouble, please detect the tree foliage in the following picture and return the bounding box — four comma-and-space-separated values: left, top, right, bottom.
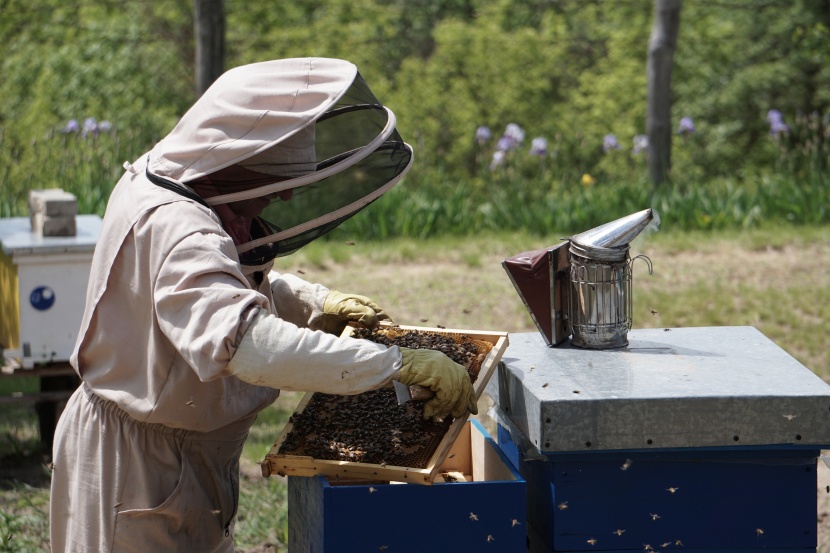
0, 0, 827, 223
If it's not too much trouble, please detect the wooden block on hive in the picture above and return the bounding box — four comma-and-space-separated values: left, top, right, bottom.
28, 189, 78, 236
261, 323, 509, 485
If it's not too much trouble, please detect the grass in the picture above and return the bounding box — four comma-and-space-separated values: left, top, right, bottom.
1, 225, 829, 551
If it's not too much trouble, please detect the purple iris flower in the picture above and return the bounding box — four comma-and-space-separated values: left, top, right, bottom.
489, 150, 506, 170
476, 126, 492, 145
530, 137, 548, 156
632, 135, 649, 155
603, 134, 621, 152
82, 117, 99, 138
504, 123, 525, 144
767, 109, 783, 125
496, 135, 516, 152
678, 117, 695, 135
767, 110, 789, 137
62, 119, 79, 133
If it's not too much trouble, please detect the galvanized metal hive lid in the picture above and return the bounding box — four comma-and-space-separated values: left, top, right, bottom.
0, 215, 102, 256
487, 327, 830, 453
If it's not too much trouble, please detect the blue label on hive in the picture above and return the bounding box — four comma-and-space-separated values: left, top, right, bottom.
30, 286, 56, 311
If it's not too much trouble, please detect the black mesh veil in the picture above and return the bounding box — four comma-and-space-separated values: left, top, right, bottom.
196, 73, 413, 265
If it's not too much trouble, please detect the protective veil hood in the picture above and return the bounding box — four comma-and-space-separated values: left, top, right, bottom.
146, 58, 413, 263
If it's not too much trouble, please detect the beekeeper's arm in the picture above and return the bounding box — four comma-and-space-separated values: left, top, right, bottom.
228, 309, 476, 418
269, 271, 390, 334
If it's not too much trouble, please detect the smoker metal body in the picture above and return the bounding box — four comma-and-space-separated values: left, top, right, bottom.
503, 209, 653, 349
486, 327, 830, 551
567, 240, 632, 349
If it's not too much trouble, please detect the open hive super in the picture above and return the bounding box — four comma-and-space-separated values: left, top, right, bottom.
261, 323, 509, 484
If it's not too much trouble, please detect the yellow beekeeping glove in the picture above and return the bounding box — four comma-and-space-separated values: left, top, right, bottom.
397, 347, 478, 420
321, 290, 391, 334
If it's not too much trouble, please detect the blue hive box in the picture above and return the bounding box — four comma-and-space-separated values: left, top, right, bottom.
287, 419, 526, 553
487, 327, 830, 552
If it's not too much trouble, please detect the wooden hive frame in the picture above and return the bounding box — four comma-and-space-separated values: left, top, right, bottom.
260, 323, 509, 485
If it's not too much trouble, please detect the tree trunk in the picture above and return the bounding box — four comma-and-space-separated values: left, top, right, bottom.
646, 0, 681, 185
194, 0, 225, 97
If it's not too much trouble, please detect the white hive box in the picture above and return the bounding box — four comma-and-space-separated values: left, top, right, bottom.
0, 215, 102, 367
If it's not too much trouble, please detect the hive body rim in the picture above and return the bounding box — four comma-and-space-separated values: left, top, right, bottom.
260, 323, 509, 485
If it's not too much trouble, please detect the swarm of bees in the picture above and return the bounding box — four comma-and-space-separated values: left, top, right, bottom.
277, 326, 490, 467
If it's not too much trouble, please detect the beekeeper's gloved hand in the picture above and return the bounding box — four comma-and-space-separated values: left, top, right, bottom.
320, 290, 391, 334
397, 347, 478, 420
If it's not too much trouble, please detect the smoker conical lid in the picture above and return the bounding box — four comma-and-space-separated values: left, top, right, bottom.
570, 208, 653, 248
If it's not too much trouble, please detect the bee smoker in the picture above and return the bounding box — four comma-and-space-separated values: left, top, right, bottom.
503, 208, 654, 349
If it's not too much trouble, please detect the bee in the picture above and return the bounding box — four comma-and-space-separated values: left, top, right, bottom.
643, 545, 653, 552
675, 540, 684, 546
586, 538, 598, 545
378, 546, 388, 551
469, 512, 479, 521
368, 487, 376, 493
557, 501, 568, 510
650, 309, 659, 315
783, 414, 797, 421
756, 528, 764, 536
487, 535, 495, 543
511, 519, 521, 527
542, 383, 549, 388
666, 486, 679, 494
621, 459, 633, 471
613, 529, 626, 536
649, 513, 661, 520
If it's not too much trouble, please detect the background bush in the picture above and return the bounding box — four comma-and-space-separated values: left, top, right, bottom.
1, 0, 828, 236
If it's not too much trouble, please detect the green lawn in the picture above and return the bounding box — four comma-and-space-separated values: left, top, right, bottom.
2, 225, 829, 552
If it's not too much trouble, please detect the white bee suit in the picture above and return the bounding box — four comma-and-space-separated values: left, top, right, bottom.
50, 58, 409, 553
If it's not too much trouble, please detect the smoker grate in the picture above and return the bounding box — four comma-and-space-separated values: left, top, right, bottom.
274, 326, 493, 469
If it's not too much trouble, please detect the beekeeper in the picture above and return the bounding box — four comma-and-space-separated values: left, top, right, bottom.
50, 58, 477, 553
